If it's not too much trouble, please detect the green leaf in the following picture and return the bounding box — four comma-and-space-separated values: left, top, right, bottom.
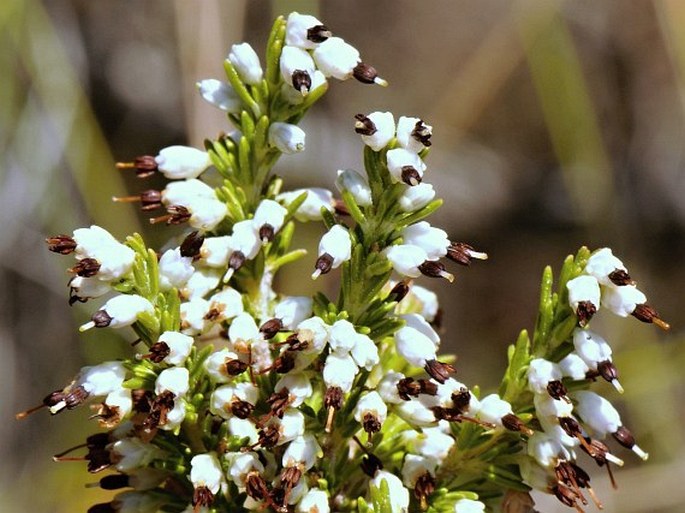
500, 329, 532, 402
265, 16, 286, 85
223, 59, 261, 118
532, 265, 554, 356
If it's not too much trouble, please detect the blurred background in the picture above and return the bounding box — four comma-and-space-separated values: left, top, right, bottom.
2, 0, 684, 511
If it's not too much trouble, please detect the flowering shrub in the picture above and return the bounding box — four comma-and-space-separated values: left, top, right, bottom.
18, 12, 670, 513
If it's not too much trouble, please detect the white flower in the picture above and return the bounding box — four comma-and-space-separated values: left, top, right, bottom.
328, 319, 358, 354
162, 179, 217, 205
78, 361, 127, 396
323, 352, 359, 393
453, 498, 486, 513
354, 391, 388, 429
350, 333, 379, 371
394, 322, 437, 368
354, 111, 395, 152
197, 78, 241, 111
72, 225, 121, 256
386, 148, 427, 185
401, 222, 449, 261
526, 358, 563, 395
275, 372, 313, 408
230, 219, 261, 259
559, 352, 590, 380
210, 382, 259, 419
313, 225, 352, 279
269, 122, 306, 154
155, 367, 190, 397
185, 198, 229, 232
412, 426, 455, 462
519, 456, 555, 491
101, 388, 133, 424
80, 294, 154, 331
228, 42, 263, 85
68, 275, 111, 302
274, 296, 313, 330
398, 183, 435, 212
207, 287, 244, 323
395, 398, 438, 427
377, 371, 405, 404
573, 328, 623, 392
533, 393, 573, 420
277, 188, 334, 222
229, 312, 262, 351
156, 331, 194, 366
476, 394, 513, 427
158, 248, 194, 291
227, 451, 264, 488
161, 399, 187, 431
566, 275, 601, 324
285, 12, 329, 49
72, 226, 135, 282
108, 491, 167, 513
313, 37, 360, 80
276, 409, 306, 445
179, 297, 210, 335
401, 454, 437, 488
154, 146, 211, 180
280, 46, 316, 94
585, 247, 629, 286
281, 70, 327, 104
200, 236, 233, 268
228, 417, 259, 444
296, 488, 330, 513
254, 199, 288, 243
336, 169, 372, 207
190, 453, 225, 495
282, 434, 322, 471
371, 471, 410, 513
384, 244, 428, 278
601, 284, 646, 317
296, 316, 330, 354
408, 284, 439, 322
112, 438, 164, 472
397, 116, 432, 153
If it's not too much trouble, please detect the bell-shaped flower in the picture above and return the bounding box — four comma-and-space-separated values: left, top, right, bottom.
204, 348, 244, 383
384, 244, 428, 278
412, 425, 455, 462
336, 169, 372, 207
573, 329, 623, 392
197, 78, 241, 112
78, 361, 127, 396
228, 42, 263, 85
281, 70, 327, 104
397, 116, 433, 153
350, 333, 379, 371
282, 433, 322, 471
296, 488, 330, 513
401, 222, 449, 261
274, 296, 313, 330
155, 367, 190, 397
526, 358, 564, 396
80, 294, 154, 331
601, 284, 646, 317
200, 236, 233, 268
328, 319, 357, 354
323, 352, 358, 393
229, 312, 262, 353
285, 12, 330, 49
155, 331, 194, 366
206, 287, 244, 324
277, 188, 334, 222
387, 148, 427, 186
567, 275, 601, 326
395, 398, 438, 427
190, 453, 225, 497
559, 352, 590, 381
159, 248, 194, 291
162, 178, 217, 205
312, 225, 352, 279
398, 183, 435, 212
210, 382, 259, 419
227, 451, 264, 488
112, 438, 165, 473
254, 199, 288, 243
354, 111, 395, 152
354, 391, 387, 434
402, 454, 437, 489
312, 37, 360, 80
377, 371, 406, 404
585, 247, 631, 286
280, 46, 316, 95
453, 498, 486, 513
275, 372, 313, 408
269, 122, 306, 154
68, 275, 111, 303
154, 146, 211, 180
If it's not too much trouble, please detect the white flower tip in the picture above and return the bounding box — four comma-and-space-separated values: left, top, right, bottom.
611, 379, 624, 394
374, 77, 388, 87
633, 445, 649, 460
311, 269, 322, 280
79, 321, 96, 332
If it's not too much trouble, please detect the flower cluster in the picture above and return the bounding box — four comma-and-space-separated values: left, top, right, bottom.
19, 11, 669, 513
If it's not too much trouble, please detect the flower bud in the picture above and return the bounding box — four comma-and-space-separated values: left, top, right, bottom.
197, 79, 241, 111
228, 42, 263, 85
335, 169, 372, 207
313, 37, 360, 80
154, 146, 211, 180
269, 122, 306, 154
399, 183, 435, 212
354, 111, 395, 152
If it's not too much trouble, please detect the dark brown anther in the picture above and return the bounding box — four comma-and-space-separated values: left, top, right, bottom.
291, 70, 312, 95
86, 447, 113, 473
575, 301, 597, 328
99, 474, 130, 490
417, 379, 438, 396
142, 341, 171, 363
354, 113, 377, 136
361, 452, 384, 477
388, 280, 411, 302
424, 359, 455, 384
180, 231, 204, 258
267, 389, 291, 418
149, 205, 191, 226
225, 358, 248, 376
352, 63, 387, 86
115, 155, 159, 178
501, 413, 534, 436
546, 380, 568, 401
258, 424, 280, 449
559, 417, 582, 438
46, 235, 77, 254
92, 309, 113, 328
260, 318, 283, 340
282, 333, 309, 352
401, 166, 422, 186
551, 484, 580, 509
414, 472, 436, 509
612, 425, 635, 449
324, 386, 344, 433
608, 269, 633, 286
418, 261, 454, 282
451, 387, 472, 414
142, 390, 175, 431
446, 242, 488, 266
192, 485, 215, 508
312, 253, 334, 279
229, 250, 246, 272
63, 385, 90, 411
597, 361, 619, 385
231, 399, 255, 420
131, 389, 153, 413
632, 303, 670, 331
245, 471, 269, 501
87, 502, 116, 513
411, 120, 433, 147
280, 466, 302, 488
259, 224, 275, 243
362, 412, 382, 435
114, 190, 163, 211
272, 352, 296, 374
307, 24, 332, 43
397, 377, 421, 400
69, 258, 101, 278
91, 402, 122, 429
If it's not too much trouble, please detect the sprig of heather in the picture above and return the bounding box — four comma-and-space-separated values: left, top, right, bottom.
18, 11, 670, 513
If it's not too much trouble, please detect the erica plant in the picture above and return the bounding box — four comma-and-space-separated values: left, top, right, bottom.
18, 12, 669, 513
